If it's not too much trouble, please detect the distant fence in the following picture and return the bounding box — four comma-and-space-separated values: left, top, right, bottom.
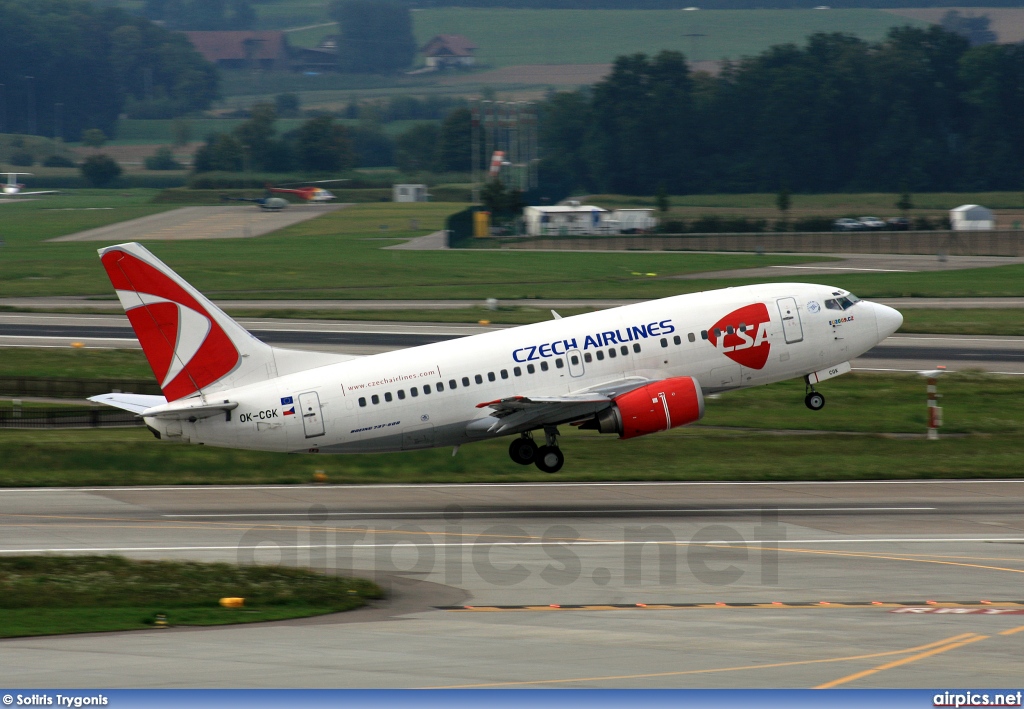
0, 407, 142, 429
0, 377, 160, 400
500, 230, 1024, 257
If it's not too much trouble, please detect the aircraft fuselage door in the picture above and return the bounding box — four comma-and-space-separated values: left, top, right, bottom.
567, 349, 585, 377
777, 297, 804, 344
298, 391, 325, 438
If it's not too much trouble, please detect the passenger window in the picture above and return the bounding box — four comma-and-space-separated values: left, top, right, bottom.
488, 372, 496, 382
475, 374, 483, 384
726, 326, 734, 335
596, 351, 605, 361
358, 397, 366, 407
514, 367, 522, 376
501, 369, 509, 379
411, 387, 418, 397
449, 379, 457, 389
570, 355, 579, 366
739, 323, 746, 332
688, 332, 695, 342
436, 382, 444, 392
608, 348, 617, 359
661, 338, 668, 348
701, 330, 709, 340
424, 384, 431, 394
584, 353, 592, 363
555, 358, 564, 369
397, 390, 406, 400
714, 328, 722, 337
540, 361, 549, 371
673, 335, 681, 345
620, 345, 628, 356
527, 364, 536, 374
384, 392, 393, 402
632, 343, 640, 353
371, 394, 380, 405
462, 377, 470, 387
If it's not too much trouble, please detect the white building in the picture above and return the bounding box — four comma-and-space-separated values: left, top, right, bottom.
606, 208, 658, 233
950, 204, 994, 231
393, 184, 428, 202
524, 204, 608, 236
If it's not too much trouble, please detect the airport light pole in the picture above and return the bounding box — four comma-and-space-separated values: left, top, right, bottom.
918, 367, 945, 440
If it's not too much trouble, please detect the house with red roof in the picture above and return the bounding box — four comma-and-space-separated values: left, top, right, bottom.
420, 35, 478, 69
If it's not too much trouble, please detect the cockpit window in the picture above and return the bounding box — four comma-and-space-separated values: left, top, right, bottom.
826, 294, 860, 311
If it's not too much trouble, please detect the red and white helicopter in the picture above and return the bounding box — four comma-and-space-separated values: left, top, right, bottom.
1, 173, 59, 198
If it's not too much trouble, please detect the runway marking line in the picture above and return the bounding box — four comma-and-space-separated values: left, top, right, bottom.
421, 633, 979, 689
813, 634, 989, 689
773, 546, 1024, 576
999, 624, 1024, 636
442, 602, 1024, 613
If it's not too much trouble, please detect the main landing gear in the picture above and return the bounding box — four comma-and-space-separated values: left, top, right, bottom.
508, 428, 564, 473
804, 379, 826, 411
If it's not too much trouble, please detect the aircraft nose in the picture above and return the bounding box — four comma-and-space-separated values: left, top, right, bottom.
872, 302, 903, 340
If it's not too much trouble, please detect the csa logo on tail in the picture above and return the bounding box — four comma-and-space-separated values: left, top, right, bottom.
100, 249, 239, 401
707, 303, 772, 369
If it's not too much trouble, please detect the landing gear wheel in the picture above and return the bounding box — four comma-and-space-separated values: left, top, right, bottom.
508, 437, 538, 465
534, 445, 564, 474
805, 391, 825, 411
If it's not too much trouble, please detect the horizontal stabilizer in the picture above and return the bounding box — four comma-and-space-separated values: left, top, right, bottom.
141, 399, 238, 420
88, 393, 167, 414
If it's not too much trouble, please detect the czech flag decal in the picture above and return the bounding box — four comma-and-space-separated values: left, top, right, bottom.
281, 396, 295, 415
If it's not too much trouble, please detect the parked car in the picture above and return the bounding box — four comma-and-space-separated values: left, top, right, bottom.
886, 217, 910, 231
833, 218, 867, 232
858, 216, 886, 230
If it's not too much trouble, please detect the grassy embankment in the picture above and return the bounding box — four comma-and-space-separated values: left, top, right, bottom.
0, 556, 382, 639
1, 372, 1021, 486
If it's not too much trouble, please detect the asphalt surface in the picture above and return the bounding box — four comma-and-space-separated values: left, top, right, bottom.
1, 481, 1023, 688
1, 313, 1021, 373
47, 204, 346, 242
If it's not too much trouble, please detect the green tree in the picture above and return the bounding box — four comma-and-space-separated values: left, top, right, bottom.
439, 108, 472, 173
776, 186, 791, 215
294, 116, 354, 172
234, 104, 278, 172
329, 0, 416, 73
80, 154, 122, 186
896, 190, 914, 215
144, 147, 182, 170
395, 123, 441, 173
81, 129, 108, 148
655, 185, 670, 213
192, 134, 244, 172
274, 93, 301, 118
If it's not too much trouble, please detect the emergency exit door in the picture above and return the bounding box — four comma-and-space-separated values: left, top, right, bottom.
777, 297, 804, 343
298, 391, 325, 438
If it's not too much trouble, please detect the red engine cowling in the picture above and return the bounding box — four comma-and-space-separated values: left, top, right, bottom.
589, 376, 705, 439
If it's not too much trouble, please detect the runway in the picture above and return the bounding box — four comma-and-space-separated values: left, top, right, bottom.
1, 480, 1023, 688
1, 312, 1021, 372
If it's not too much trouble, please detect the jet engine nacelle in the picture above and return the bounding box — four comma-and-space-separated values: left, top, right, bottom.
590, 376, 705, 439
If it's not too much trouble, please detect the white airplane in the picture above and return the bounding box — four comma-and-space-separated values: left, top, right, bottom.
90, 242, 903, 472
1, 173, 59, 197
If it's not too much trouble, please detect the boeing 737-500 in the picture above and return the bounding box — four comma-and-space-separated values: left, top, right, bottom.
90, 242, 903, 472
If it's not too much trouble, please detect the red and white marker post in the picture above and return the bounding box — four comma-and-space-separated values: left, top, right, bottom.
918, 367, 946, 440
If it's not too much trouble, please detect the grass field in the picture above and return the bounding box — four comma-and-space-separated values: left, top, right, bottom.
0, 556, 381, 638
409, 9, 927, 68
1, 372, 1020, 487
0, 199, 822, 299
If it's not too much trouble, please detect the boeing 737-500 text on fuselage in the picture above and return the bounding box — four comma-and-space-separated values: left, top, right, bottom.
90, 243, 903, 472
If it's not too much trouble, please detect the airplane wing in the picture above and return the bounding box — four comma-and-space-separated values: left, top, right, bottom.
470, 376, 657, 435
17, 190, 60, 196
